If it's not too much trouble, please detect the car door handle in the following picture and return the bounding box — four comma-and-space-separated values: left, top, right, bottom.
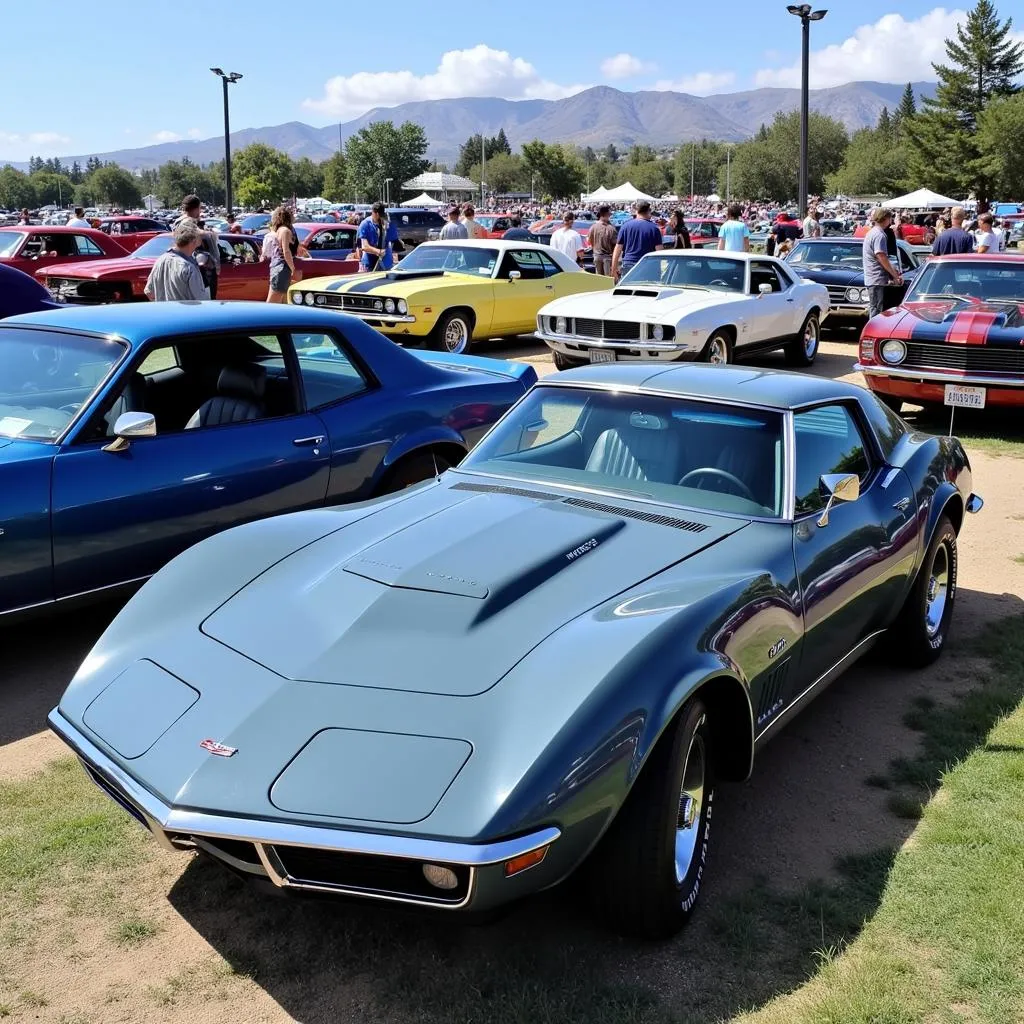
786, 297, 795, 302
292, 435, 325, 446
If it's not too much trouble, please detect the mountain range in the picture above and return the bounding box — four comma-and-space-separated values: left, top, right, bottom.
6, 81, 936, 171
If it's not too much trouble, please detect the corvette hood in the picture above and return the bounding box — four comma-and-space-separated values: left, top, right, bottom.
202, 485, 744, 696
39, 256, 149, 280
544, 287, 731, 322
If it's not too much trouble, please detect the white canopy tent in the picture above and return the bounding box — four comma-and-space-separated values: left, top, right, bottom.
400, 192, 445, 207
706, 193, 722, 203
601, 182, 658, 204
882, 188, 960, 210
581, 185, 614, 202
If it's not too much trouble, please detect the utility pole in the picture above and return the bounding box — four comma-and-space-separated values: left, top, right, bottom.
480, 133, 485, 207
787, 5, 827, 219
690, 142, 695, 199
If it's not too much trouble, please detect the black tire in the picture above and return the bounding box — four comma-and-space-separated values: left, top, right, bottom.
702, 331, 732, 365
375, 451, 453, 495
784, 312, 820, 367
429, 310, 474, 355
585, 697, 715, 938
887, 515, 957, 667
553, 351, 587, 371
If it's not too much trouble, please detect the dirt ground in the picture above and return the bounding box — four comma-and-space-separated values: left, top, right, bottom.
1, 338, 1022, 1024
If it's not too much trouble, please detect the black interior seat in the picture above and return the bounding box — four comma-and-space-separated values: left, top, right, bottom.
185, 365, 266, 429
585, 414, 682, 484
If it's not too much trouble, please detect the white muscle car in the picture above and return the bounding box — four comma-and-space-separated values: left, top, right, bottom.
536, 251, 830, 370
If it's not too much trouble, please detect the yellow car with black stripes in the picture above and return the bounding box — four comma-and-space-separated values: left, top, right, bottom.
289, 240, 612, 354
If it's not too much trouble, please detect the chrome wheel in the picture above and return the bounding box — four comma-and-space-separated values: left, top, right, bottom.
674, 728, 706, 884
804, 317, 819, 358
925, 543, 950, 637
443, 316, 470, 354
706, 336, 729, 364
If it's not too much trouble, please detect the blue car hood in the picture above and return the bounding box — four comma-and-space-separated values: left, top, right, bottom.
789, 266, 863, 286
202, 481, 746, 697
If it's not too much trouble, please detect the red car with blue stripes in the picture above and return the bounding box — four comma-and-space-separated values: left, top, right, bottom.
856, 254, 1024, 411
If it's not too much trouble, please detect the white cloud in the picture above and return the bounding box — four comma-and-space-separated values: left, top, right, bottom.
0, 130, 71, 160
151, 128, 203, 143
601, 53, 655, 80
754, 7, 1024, 89
652, 71, 736, 96
303, 45, 589, 118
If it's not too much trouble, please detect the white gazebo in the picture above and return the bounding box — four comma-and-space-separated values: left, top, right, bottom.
401, 172, 479, 201
400, 191, 445, 208
882, 188, 960, 210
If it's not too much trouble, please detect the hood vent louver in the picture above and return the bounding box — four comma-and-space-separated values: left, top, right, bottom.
562, 497, 708, 532
451, 481, 563, 501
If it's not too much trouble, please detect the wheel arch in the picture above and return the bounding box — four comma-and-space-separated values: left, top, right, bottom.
929, 483, 964, 541
371, 428, 469, 493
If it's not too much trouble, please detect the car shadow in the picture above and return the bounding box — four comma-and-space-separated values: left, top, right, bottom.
165, 585, 1024, 1024
0, 600, 122, 748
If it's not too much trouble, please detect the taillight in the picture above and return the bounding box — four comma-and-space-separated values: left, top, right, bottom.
859, 335, 877, 364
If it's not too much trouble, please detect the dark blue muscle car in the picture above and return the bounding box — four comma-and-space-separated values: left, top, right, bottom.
0, 301, 535, 619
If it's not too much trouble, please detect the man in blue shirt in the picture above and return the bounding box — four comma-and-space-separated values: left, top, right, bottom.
932, 206, 975, 256
717, 204, 751, 252
611, 201, 663, 281
357, 202, 400, 271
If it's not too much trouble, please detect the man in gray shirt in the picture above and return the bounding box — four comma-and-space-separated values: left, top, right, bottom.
438, 205, 469, 240
862, 207, 903, 318
144, 219, 206, 301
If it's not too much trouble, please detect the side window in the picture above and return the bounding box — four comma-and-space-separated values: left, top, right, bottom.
291, 332, 370, 409
138, 347, 180, 375
506, 249, 547, 280
537, 250, 562, 277
898, 248, 915, 271
793, 405, 872, 515
73, 235, 104, 256
750, 263, 783, 293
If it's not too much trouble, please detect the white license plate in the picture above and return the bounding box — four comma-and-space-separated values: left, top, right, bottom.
944, 384, 986, 409
589, 349, 616, 364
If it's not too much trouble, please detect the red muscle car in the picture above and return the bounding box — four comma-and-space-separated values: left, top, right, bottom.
95, 216, 169, 251
0, 226, 129, 277
855, 253, 1024, 411
37, 232, 360, 304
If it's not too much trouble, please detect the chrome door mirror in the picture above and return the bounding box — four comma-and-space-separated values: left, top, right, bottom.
758, 282, 773, 295
508, 270, 522, 281
103, 411, 156, 453
816, 472, 860, 527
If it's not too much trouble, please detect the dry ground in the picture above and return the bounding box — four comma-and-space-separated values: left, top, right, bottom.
1, 337, 1022, 1024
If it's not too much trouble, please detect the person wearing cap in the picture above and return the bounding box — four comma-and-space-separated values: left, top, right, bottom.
357, 202, 400, 272
550, 212, 583, 265
863, 208, 903, 319
439, 205, 469, 240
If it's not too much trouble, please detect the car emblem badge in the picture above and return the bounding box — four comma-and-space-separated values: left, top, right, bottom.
200, 739, 238, 757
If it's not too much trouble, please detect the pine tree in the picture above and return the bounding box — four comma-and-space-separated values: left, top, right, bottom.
877, 106, 892, 139
603, 143, 618, 163
492, 128, 511, 156
897, 83, 917, 121
70, 161, 83, 184
909, 0, 1024, 200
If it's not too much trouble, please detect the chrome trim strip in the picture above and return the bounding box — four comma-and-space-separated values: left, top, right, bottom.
49, 708, 560, 866
783, 410, 796, 521
754, 629, 885, 745
333, 311, 416, 325
854, 364, 1024, 388
255, 842, 476, 909
536, 332, 686, 353
0, 574, 150, 618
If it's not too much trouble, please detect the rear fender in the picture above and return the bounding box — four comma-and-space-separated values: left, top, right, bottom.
412, 349, 538, 389
378, 425, 469, 474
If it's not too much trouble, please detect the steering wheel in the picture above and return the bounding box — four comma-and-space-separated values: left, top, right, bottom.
678, 467, 755, 502
708, 278, 729, 287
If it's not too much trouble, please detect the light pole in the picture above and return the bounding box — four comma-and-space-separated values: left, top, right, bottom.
726, 145, 732, 203
786, 5, 826, 219
211, 68, 242, 214
383, 178, 394, 205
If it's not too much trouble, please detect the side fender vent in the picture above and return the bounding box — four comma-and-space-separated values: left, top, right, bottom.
562, 496, 708, 532
450, 481, 562, 502
755, 658, 791, 728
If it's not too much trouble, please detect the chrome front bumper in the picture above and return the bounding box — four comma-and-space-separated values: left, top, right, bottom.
855, 364, 1024, 388
537, 332, 696, 362
48, 708, 560, 910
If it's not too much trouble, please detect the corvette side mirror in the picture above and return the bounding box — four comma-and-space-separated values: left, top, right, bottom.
103, 411, 156, 453
758, 283, 773, 295
508, 270, 522, 282
816, 472, 860, 528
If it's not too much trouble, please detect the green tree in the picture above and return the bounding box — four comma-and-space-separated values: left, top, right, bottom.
877, 106, 893, 139
628, 160, 672, 197
231, 143, 295, 206
521, 140, 585, 199
674, 139, 727, 196
455, 133, 483, 177
603, 143, 619, 162
977, 92, 1024, 198
293, 156, 325, 197
490, 128, 511, 157
29, 171, 74, 207
69, 161, 83, 184
28, 156, 44, 175
826, 127, 908, 196
0, 166, 36, 209
87, 164, 142, 208
86, 156, 102, 174
321, 151, 348, 201
470, 152, 530, 194
345, 120, 428, 202
629, 143, 657, 165
893, 82, 917, 136
909, 0, 1023, 201
157, 159, 207, 207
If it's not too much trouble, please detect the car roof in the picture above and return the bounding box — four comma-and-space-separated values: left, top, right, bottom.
0, 299, 366, 344
928, 253, 1024, 264
418, 239, 549, 251
0, 225, 106, 234
651, 250, 777, 263
548, 362, 867, 411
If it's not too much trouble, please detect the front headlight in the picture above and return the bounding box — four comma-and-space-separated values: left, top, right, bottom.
384, 298, 396, 314
859, 287, 870, 303
649, 323, 664, 341
880, 339, 907, 364
291, 291, 304, 305
303, 292, 315, 306
373, 299, 384, 312
397, 299, 408, 314
555, 316, 567, 334
845, 287, 862, 303
314, 294, 326, 305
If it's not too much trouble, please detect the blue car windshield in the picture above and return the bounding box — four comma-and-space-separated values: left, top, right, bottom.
0, 328, 125, 441
461, 386, 785, 518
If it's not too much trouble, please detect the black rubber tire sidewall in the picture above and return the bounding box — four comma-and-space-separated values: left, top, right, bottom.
376, 452, 452, 495
785, 313, 820, 367
703, 332, 732, 364
429, 310, 474, 354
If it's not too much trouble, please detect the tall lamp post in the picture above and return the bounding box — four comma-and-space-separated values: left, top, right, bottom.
210, 68, 242, 214
786, 5, 826, 219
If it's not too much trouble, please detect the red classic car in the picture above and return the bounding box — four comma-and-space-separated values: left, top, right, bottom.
0, 226, 129, 277
853, 221, 930, 244
95, 216, 169, 251
855, 253, 1024, 410
37, 232, 360, 304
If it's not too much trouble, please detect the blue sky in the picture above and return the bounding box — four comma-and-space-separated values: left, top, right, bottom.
0, 2, 1008, 161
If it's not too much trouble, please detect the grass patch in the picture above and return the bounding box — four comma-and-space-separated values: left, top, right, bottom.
1014, 554, 1024, 565
906, 407, 1024, 458
734, 614, 1024, 1024
110, 917, 160, 946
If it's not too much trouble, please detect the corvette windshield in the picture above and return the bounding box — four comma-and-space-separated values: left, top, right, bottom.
393, 245, 499, 276
0, 328, 125, 441
130, 234, 175, 259
461, 386, 785, 518
620, 254, 745, 292
787, 242, 862, 267
907, 261, 1024, 302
